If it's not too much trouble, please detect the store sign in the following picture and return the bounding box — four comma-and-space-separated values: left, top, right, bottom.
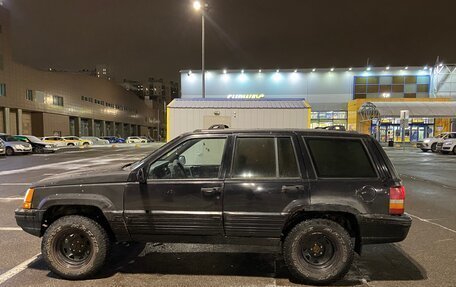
227, 94, 265, 99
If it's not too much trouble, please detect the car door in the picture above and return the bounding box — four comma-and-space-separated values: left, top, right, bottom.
303, 135, 390, 215
124, 135, 229, 240
223, 133, 310, 238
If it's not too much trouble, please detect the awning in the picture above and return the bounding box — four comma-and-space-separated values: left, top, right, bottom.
358, 101, 456, 118
168, 99, 309, 109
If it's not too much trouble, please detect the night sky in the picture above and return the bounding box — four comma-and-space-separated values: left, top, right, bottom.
5, 0, 456, 82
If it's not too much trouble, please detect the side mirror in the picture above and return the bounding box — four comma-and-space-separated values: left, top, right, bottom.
137, 168, 147, 184
178, 155, 186, 165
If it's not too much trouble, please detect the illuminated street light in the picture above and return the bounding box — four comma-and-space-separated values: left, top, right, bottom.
348, 67, 352, 71
405, 66, 408, 70
366, 66, 371, 71
193, 1, 201, 11
294, 69, 298, 73
330, 67, 335, 72
276, 69, 280, 73
386, 66, 390, 70
312, 68, 316, 72
223, 69, 227, 74
192, 1, 206, 98
258, 69, 262, 73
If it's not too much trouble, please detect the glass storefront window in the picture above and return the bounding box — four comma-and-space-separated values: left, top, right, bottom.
311, 111, 347, 128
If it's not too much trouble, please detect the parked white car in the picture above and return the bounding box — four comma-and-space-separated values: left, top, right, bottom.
126, 136, 147, 143
417, 132, 456, 152
440, 138, 456, 154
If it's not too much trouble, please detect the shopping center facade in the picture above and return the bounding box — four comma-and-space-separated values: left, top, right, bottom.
180, 66, 456, 143
0, 6, 157, 138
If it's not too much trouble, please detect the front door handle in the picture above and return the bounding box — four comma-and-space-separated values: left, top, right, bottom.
281, 185, 305, 193
201, 187, 222, 196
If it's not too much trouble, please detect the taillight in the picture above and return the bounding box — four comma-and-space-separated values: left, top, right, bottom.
389, 186, 405, 215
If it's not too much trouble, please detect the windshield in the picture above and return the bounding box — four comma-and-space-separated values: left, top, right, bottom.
0, 135, 17, 142
24, 136, 43, 143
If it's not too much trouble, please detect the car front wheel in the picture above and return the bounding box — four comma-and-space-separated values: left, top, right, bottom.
431, 143, 437, 152
5, 147, 14, 156
42, 215, 109, 280
283, 219, 354, 285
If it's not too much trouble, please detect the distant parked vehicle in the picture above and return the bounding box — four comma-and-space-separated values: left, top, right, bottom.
100, 136, 126, 143
14, 135, 57, 153
440, 138, 456, 154
0, 139, 5, 156
139, 136, 154, 143
80, 136, 110, 145
42, 136, 77, 147
126, 136, 147, 143
417, 132, 456, 152
0, 133, 32, 156
62, 136, 92, 146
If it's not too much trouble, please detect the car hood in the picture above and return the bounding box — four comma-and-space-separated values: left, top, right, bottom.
33, 164, 131, 188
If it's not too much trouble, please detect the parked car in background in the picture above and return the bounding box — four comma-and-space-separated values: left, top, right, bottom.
0, 133, 32, 156
100, 136, 126, 143
139, 136, 154, 143
126, 136, 147, 143
62, 136, 92, 146
15, 129, 411, 284
0, 139, 5, 156
14, 135, 57, 153
417, 132, 456, 152
440, 138, 456, 154
81, 136, 110, 145
42, 136, 77, 147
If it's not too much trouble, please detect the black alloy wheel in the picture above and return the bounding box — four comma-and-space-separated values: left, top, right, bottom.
283, 219, 354, 285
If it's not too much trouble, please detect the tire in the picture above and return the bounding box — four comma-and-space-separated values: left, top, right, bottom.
41, 215, 110, 280
5, 147, 14, 156
82, 142, 89, 147
67, 143, 75, 146
34, 147, 44, 154
283, 219, 354, 285
421, 149, 428, 152
453, 146, 456, 155
431, 143, 437, 153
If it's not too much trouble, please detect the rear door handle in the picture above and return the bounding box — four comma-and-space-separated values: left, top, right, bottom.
201, 187, 222, 196
281, 185, 305, 193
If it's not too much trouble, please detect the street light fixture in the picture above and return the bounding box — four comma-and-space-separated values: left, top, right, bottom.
193, 1, 206, 98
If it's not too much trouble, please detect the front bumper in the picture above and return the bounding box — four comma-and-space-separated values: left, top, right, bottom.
15, 208, 45, 237
358, 214, 412, 244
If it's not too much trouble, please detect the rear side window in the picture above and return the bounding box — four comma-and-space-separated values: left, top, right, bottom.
232, 137, 300, 178
305, 137, 377, 178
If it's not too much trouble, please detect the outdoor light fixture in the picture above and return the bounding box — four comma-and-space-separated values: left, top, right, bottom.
312, 68, 316, 72
366, 66, 371, 71
223, 69, 227, 74
294, 69, 297, 73
193, 1, 202, 11
405, 66, 408, 70
386, 66, 390, 70
276, 69, 280, 73
330, 68, 335, 72
348, 67, 352, 71
258, 69, 262, 73
423, 65, 428, 70
187, 70, 192, 76
241, 69, 244, 73
382, 93, 391, 98
439, 63, 444, 67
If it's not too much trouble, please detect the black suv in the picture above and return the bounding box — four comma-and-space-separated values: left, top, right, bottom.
15, 129, 411, 284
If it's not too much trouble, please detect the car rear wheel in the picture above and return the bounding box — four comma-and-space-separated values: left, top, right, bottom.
431, 143, 437, 152
83, 142, 89, 147
283, 219, 354, 285
42, 215, 109, 280
5, 147, 14, 156
420, 149, 428, 152
453, 146, 456, 155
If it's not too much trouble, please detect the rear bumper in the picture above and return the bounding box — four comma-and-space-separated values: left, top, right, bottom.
15, 208, 44, 237
358, 214, 412, 244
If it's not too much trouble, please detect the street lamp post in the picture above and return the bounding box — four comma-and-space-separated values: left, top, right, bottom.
193, 1, 206, 98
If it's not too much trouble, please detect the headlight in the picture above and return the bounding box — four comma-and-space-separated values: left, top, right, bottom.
443, 142, 452, 146
423, 139, 431, 143
15, 144, 24, 149
45, 145, 51, 148
23, 188, 35, 209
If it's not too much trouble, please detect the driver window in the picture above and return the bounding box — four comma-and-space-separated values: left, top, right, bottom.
148, 138, 227, 179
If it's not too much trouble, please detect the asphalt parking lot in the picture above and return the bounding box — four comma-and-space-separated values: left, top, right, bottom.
0, 145, 455, 287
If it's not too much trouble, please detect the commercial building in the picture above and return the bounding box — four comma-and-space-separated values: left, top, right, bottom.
179, 66, 456, 143
0, 6, 157, 138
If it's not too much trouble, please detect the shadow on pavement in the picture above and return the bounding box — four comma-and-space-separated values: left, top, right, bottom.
27, 242, 426, 285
